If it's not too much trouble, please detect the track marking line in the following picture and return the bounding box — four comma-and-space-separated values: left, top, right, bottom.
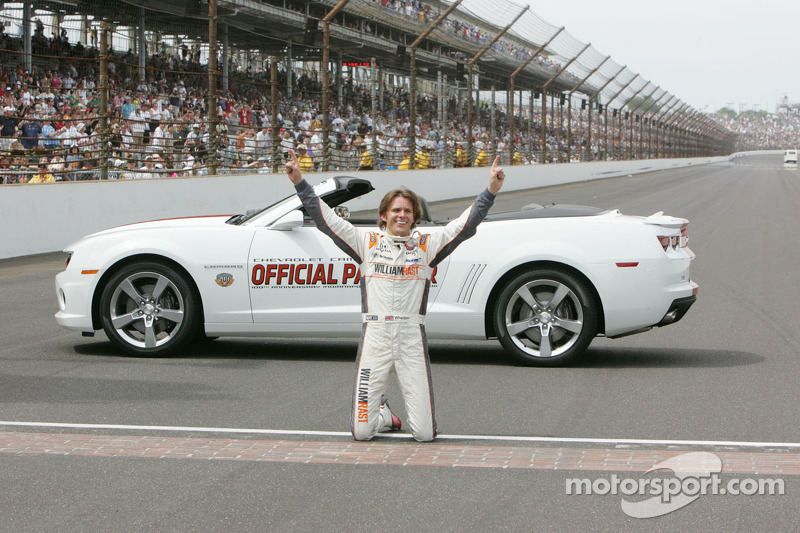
1, 421, 799, 449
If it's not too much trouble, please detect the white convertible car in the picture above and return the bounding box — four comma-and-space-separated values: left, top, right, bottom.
55, 176, 698, 366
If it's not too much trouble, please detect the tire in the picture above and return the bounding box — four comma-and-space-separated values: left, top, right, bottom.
99, 261, 201, 356
494, 268, 598, 366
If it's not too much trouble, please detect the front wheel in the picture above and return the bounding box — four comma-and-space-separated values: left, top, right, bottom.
99, 261, 201, 356
494, 268, 598, 366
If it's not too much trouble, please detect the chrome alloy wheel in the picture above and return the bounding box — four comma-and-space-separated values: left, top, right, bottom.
108, 271, 185, 349
503, 279, 584, 359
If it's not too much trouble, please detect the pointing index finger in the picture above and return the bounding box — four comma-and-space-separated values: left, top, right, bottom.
491, 155, 501, 169
289, 149, 299, 164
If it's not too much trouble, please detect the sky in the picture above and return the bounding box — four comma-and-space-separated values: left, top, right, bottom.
528, 0, 800, 114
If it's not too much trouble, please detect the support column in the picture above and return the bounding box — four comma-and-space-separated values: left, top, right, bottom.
507, 88, 512, 157
474, 71, 480, 131
370, 57, 377, 118
99, 23, 110, 180
271, 57, 280, 173
221, 23, 229, 93
138, 8, 146, 81
442, 75, 448, 133
566, 96, 572, 162
81, 14, 89, 46
207, 0, 219, 175
23, 2, 32, 72
286, 42, 293, 98
337, 52, 344, 105
540, 89, 547, 163
490, 85, 496, 159
529, 89, 534, 159
378, 63, 384, 115
437, 70, 443, 127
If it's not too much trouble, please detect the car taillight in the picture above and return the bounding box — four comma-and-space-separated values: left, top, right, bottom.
65, 252, 73, 267
658, 225, 689, 252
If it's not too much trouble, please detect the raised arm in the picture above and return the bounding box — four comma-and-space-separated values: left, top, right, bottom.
425, 158, 506, 267
284, 149, 363, 262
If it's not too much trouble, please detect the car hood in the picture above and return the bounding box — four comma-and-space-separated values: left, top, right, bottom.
86, 215, 233, 239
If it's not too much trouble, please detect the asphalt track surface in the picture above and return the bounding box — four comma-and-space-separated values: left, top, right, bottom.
1, 154, 799, 531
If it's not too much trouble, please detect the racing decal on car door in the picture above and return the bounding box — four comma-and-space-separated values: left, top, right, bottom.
250, 258, 437, 288
215, 273, 235, 287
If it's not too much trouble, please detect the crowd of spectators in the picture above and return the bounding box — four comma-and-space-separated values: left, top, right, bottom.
0, 16, 567, 184
3, 5, 782, 185
719, 111, 800, 151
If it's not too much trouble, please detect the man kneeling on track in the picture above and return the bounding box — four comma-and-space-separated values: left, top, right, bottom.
284, 150, 506, 441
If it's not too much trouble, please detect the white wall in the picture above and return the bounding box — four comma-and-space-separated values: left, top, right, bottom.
0, 156, 733, 259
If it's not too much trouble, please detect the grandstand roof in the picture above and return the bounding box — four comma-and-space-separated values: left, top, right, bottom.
24, 0, 584, 96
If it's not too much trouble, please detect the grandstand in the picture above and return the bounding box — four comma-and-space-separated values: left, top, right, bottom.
1, 0, 737, 183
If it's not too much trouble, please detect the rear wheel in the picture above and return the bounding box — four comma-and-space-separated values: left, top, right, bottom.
99, 261, 201, 356
494, 268, 597, 366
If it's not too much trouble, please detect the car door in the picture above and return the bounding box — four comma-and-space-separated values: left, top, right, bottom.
248, 218, 362, 336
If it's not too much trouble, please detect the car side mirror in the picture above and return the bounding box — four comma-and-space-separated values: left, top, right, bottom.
269, 210, 304, 231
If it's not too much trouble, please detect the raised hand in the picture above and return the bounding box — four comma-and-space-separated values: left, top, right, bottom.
285, 149, 302, 184
489, 155, 505, 195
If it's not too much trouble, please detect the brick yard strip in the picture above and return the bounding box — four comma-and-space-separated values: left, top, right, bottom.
1, 430, 799, 475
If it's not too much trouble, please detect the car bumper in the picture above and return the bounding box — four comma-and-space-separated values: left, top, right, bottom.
54, 268, 98, 333
655, 293, 697, 327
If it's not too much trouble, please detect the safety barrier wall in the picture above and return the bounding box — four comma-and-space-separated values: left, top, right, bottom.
0, 155, 737, 259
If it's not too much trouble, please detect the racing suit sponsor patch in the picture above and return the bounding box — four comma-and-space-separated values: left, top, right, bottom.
373, 263, 421, 277
357, 368, 371, 423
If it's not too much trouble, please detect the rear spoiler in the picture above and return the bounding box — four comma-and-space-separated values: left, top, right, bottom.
644, 211, 687, 229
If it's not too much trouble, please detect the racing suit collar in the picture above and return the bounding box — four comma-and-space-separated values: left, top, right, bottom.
389, 231, 420, 250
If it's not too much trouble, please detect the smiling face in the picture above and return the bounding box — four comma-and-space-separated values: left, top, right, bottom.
380, 196, 415, 237
377, 188, 422, 236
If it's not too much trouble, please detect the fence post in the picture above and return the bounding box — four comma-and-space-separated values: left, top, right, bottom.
207, 0, 219, 175
99, 23, 111, 180
271, 57, 280, 174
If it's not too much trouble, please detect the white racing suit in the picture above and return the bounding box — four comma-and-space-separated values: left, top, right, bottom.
295, 180, 495, 441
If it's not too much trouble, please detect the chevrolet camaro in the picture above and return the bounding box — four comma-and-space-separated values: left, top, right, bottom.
55, 176, 698, 366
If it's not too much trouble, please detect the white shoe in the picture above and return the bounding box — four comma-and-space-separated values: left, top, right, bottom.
378, 399, 402, 432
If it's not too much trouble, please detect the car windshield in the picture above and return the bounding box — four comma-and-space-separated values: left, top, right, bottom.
227, 193, 298, 225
